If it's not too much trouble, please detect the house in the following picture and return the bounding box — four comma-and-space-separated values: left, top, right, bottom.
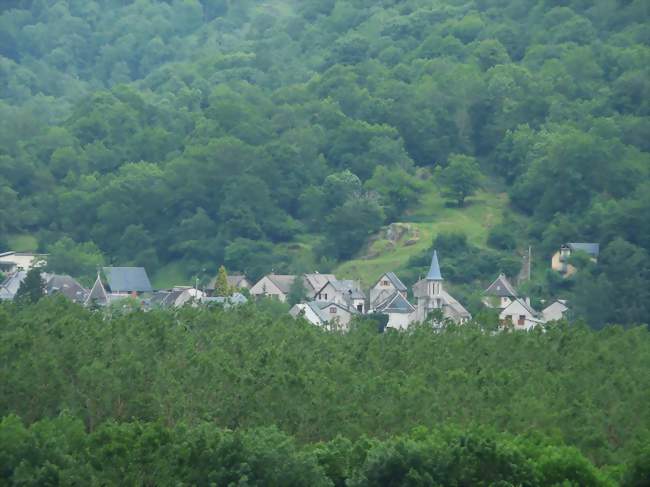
207, 273, 252, 293
499, 298, 544, 330
0, 252, 47, 275
103, 267, 153, 296
250, 274, 296, 302
149, 287, 204, 308
482, 273, 518, 309
551, 243, 599, 277
413, 250, 471, 324
303, 273, 336, 299
0, 270, 27, 300
372, 291, 416, 330
43, 274, 88, 304
369, 272, 408, 309
314, 279, 366, 313
542, 300, 569, 322
290, 301, 357, 330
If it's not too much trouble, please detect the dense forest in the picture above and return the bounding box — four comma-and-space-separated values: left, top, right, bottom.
1, 0, 649, 326
1, 299, 650, 484
5, 288, 650, 484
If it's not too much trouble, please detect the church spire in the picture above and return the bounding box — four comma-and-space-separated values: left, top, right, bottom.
426, 250, 443, 281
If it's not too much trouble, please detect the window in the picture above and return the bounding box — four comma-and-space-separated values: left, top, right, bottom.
330, 306, 337, 314
357, 304, 363, 312
518, 315, 526, 325
323, 293, 328, 300
382, 280, 389, 286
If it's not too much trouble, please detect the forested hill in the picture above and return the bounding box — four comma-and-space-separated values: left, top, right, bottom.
2, 0, 650, 325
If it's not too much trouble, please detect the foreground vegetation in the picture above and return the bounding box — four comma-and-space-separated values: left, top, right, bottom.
1, 299, 649, 478
7, 416, 648, 486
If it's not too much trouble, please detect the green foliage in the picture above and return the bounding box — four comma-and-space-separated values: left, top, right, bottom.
14, 267, 44, 304
437, 154, 482, 207
45, 237, 104, 283
0, 0, 648, 327
1, 300, 649, 469
0, 415, 621, 486
288, 275, 307, 306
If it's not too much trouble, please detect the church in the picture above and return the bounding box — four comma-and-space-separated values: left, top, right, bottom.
412, 250, 472, 324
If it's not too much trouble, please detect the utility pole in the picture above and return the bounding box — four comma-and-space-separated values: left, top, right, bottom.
528, 246, 532, 281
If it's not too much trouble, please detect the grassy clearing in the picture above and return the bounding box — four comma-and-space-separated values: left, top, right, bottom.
334, 188, 508, 287
151, 262, 191, 289
6, 234, 39, 252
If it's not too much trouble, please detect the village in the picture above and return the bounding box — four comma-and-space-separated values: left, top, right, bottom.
0, 241, 599, 331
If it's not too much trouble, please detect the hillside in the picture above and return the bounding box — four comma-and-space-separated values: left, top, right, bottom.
1, 0, 649, 326
334, 186, 508, 287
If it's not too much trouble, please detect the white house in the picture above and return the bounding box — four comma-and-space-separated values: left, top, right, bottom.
369, 272, 408, 309
499, 298, 544, 331
372, 291, 416, 330
290, 301, 357, 331
412, 250, 471, 324
314, 279, 366, 313
482, 273, 518, 309
542, 300, 569, 322
250, 274, 296, 302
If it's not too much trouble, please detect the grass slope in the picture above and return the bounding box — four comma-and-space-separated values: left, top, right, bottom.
334, 188, 508, 287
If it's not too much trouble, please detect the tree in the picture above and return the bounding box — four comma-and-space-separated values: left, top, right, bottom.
14, 267, 44, 304
287, 275, 307, 306
46, 237, 104, 282
214, 265, 233, 296
437, 154, 482, 207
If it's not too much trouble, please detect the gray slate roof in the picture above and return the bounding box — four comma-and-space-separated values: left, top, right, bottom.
484, 273, 518, 297
375, 292, 415, 314
0, 271, 27, 300
328, 279, 366, 299
44, 274, 88, 303
566, 243, 599, 257
266, 274, 297, 294
86, 274, 109, 306
426, 250, 443, 280
103, 267, 153, 293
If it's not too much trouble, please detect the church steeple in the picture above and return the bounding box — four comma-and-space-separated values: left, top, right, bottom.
426, 250, 443, 281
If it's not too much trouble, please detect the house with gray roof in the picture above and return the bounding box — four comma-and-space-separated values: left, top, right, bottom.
372, 291, 416, 330
0, 270, 27, 300
44, 274, 88, 304
482, 273, 518, 309
103, 267, 153, 295
290, 300, 358, 331
369, 272, 408, 309
249, 274, 297, 302
315, 279, 366, 313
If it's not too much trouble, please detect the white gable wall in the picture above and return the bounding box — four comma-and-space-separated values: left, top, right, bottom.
250, 276, 287, 302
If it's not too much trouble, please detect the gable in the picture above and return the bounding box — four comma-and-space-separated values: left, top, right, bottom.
251, 276, 285, 295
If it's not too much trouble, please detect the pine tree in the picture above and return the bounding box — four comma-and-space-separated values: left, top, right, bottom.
214, 265, 233, 296
15, 267, 45, 304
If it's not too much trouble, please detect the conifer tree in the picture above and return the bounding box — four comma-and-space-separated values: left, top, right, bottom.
214, 265, 233, 296
15, 267, 45, 304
